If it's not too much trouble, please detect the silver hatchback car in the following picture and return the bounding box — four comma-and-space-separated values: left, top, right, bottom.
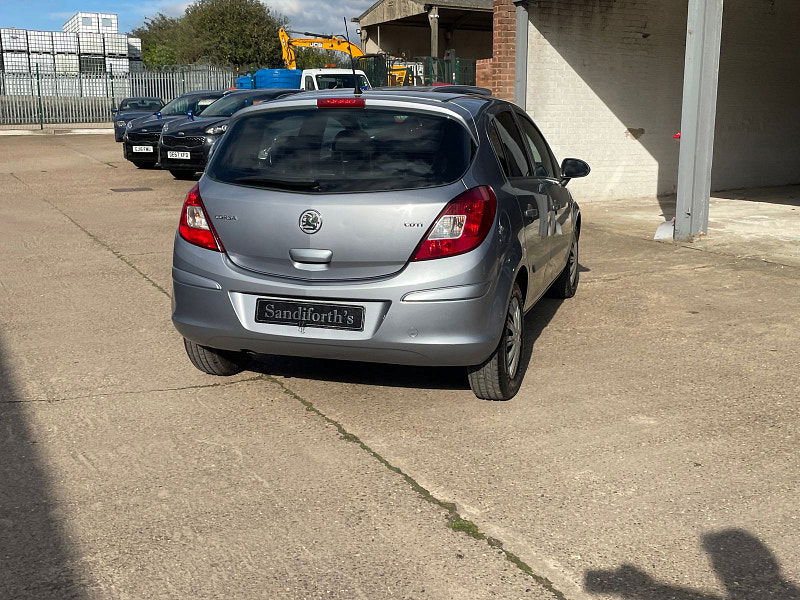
172, 89, 589, 400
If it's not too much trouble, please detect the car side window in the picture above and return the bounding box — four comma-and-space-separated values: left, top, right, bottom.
487, 122, 511, 177
304, 76, 315, 91
516, 113, 555, 178
490, 111, 530, 178
194, 98, 219, 115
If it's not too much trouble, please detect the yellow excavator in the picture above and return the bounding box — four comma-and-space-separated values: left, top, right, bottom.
278, 28, 412, 86
279, 28, 363, 70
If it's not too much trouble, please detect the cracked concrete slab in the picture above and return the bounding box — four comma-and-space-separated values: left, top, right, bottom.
1, 135, 563, 599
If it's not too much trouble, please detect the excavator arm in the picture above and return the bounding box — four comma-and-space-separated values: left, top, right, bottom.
278, 27, 297, 70
279, 28, 364, 70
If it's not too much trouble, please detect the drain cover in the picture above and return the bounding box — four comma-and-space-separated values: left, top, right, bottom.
111, 187, 153, 192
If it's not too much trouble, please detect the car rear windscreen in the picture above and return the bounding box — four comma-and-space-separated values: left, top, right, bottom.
120, 99, 162, 111
315, 74, 369, 90
206, 107, 474, 193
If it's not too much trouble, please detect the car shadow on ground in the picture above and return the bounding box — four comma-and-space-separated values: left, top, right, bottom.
248, 291, 566, 393
584, 529, 800, 600
0, 341, 89, 599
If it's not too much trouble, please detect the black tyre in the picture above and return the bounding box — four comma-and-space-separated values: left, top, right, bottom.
548, 233, 580, 299
183, 338, 250, 376
132, 161, 156, 169
170, 169, 196, 180
467, 282, 528, 401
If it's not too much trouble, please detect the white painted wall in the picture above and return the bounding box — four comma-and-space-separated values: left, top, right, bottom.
525, 0, 687, 201
525, 0, 800, 201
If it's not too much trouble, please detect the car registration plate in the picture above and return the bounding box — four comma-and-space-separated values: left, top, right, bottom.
132, 145, 153, 153
255, 299, 365, 331
168, 151, 191, 159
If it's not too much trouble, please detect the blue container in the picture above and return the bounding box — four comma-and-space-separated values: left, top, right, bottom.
253, 68, 302, 89
236, 75, 254, 89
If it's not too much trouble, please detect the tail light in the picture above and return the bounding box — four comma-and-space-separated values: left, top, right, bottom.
178, 184, 224, 252
411, 186, 497, 261
317, 98, 366, 108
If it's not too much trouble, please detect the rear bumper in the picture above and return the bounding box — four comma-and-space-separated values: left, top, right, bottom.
171, 236, 513, 367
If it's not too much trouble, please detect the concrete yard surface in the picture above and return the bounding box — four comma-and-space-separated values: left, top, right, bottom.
1, 135, 798, 600
580, 186, 800, 268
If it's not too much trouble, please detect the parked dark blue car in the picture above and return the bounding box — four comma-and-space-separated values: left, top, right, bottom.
159, 89, 298, 179
112, 97, 164, 142
122, 90, 226, 169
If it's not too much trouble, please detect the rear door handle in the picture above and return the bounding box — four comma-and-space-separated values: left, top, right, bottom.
289, 248, 332, 264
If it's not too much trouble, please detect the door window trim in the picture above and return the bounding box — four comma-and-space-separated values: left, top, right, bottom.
488, 109, 532, 180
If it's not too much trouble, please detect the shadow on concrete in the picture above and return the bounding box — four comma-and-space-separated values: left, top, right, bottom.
712, 185, 800, 207
0, 341, 88, 599
585, 529, 800, 600
250, 293, 566, 393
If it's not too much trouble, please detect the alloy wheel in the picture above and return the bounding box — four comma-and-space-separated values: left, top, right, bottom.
569, 239, 579, 285
505, 296, 523, 378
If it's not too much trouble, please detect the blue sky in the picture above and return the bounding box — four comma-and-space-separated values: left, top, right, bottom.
0, 0, 373, 36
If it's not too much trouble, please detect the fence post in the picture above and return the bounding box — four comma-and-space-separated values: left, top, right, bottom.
35, 65, 44, 130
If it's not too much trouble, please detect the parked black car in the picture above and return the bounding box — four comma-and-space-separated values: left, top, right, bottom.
158, 89, 299, 180
112, 97, 164, 142
122, 90, 226, 169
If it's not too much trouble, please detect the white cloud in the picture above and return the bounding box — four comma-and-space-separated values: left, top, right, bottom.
264, 0, 374, 35
120, 0, 373, 37
46, 11, 77, 21
119, 1, 190, 31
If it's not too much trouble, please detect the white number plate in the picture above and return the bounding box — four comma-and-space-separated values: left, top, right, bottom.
132, 145, 153, 153
168, 151, 191, 159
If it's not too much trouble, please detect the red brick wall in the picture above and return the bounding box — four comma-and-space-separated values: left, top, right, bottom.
475, 0, 516, 101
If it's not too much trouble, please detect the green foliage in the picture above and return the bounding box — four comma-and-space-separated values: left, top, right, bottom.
133, 0, 288, 70
294, 47, 350, 70
132, 13, 184, 68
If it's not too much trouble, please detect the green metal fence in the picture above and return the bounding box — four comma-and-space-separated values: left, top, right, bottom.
356, 55, 388, 89
415, 56, 477, 86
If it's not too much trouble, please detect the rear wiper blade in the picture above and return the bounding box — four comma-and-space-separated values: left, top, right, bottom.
232, 176, 321, 191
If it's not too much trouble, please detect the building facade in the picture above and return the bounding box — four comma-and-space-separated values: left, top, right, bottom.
476, 0, 800, 241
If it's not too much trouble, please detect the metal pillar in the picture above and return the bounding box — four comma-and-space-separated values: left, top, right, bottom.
675, 0, 725, 241
514, 1, 529, 110
428, 6, 440, 58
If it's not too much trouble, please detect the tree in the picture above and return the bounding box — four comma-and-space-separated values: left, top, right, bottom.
182, 0, 286, 70
133, 0, 288, 70
132, 14, 184, 68
294, 47, 351, 70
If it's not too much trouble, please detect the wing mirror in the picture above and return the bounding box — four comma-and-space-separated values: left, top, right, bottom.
187, 110, 194, 121
111, 107, 118, 114
560, 158, 590, 186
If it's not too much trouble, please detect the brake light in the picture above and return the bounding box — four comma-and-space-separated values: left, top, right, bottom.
178, 184, 224, 252
411, 186, 497, 261
317, 97, 366, 108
